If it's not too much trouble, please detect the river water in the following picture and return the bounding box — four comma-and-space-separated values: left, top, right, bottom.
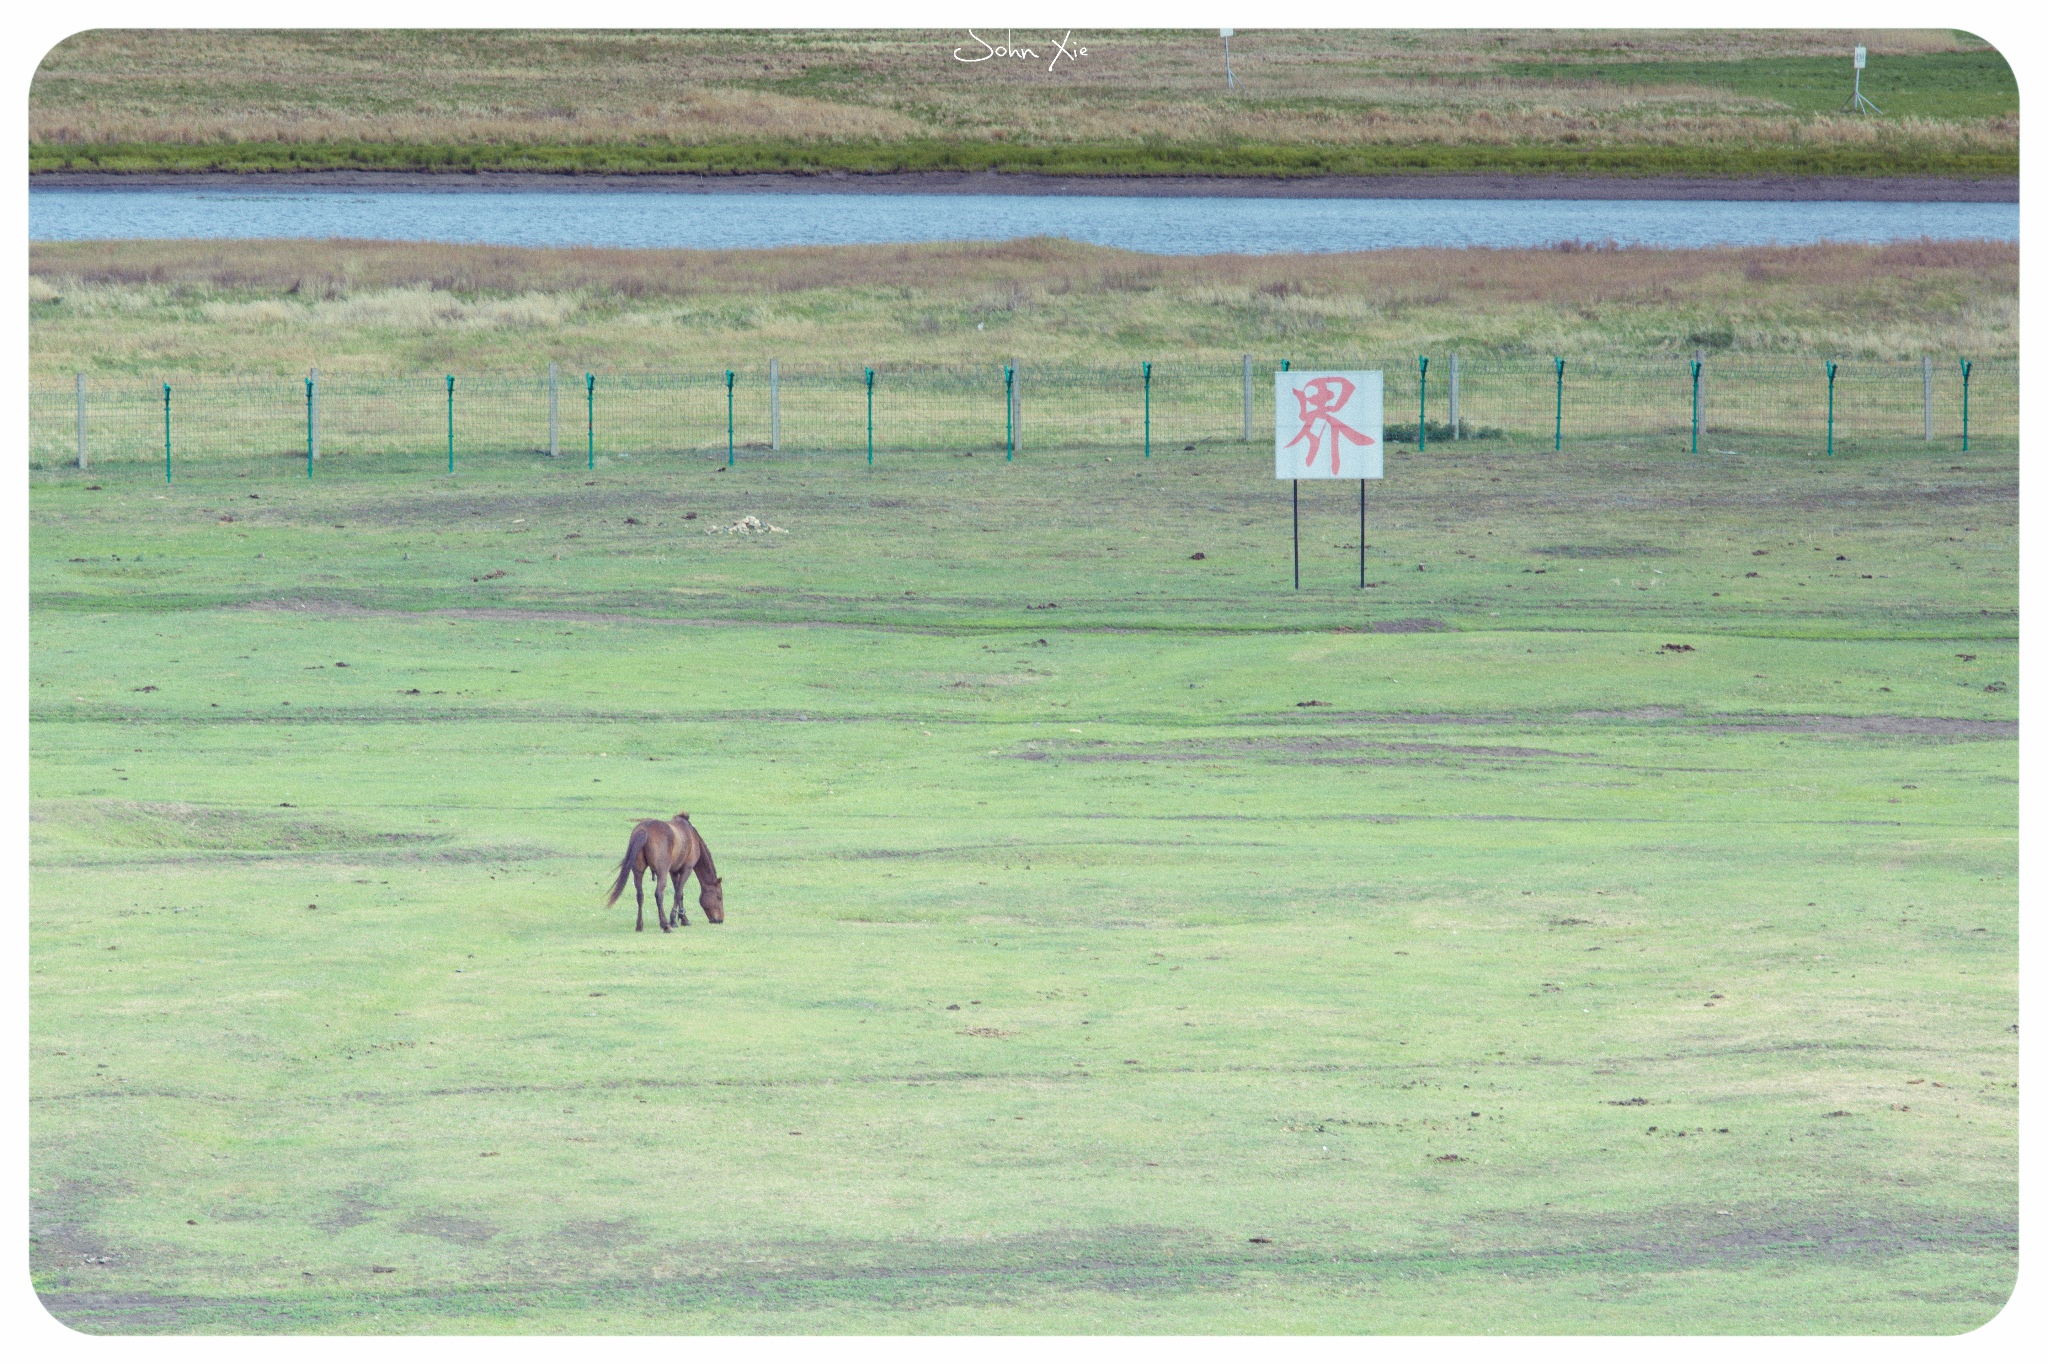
32, 187, 2015, 255
30, 187, 2016, 255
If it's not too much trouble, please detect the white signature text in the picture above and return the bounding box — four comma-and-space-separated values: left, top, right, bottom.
953, 30, 1087, 73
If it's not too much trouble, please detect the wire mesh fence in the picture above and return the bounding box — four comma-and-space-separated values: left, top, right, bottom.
29, 355, 2015, 474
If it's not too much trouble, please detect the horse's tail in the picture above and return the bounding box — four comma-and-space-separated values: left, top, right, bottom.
605, 826, 650, 907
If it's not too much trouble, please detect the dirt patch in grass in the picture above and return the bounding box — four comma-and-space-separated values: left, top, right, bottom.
557, 1218, 647, 1248
1529, 544, 1679, 558
1702, 715, 2015, 739
397, 1214, 499, 1246
239, 597, 382, 616
1462, 1202, 2016, 1272
1562, 710, 2013, 739
35, 1204, 2018, 1332
39, 842, 564, 870
32, 799, 446, 854
1027, 736, 1582, 765
30, 1177, 124, 1283
35, 1290, 202, 1333
316, 1191, 381, 1234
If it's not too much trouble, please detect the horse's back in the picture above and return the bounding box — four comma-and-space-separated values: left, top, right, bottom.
671, 819, 704, 873
628, 815, 703, 874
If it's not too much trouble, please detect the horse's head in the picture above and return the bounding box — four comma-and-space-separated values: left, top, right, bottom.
699, 875, 725, 924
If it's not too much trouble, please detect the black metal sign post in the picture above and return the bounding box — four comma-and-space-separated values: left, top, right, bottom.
1279, 369, 1383, 592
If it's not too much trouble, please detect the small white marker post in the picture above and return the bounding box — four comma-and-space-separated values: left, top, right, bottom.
1845, 46, 1882, 114
1276, 371, 1383, 590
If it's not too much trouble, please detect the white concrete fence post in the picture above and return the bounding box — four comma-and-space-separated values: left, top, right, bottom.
548, 362, 560, 458
75, 372, 87, 469
1923, 354, 1934, 441
1448, 352, 1460, 439
308, 367, 319, 461
1242, 354, 1253, 441
770, 358, 781, 451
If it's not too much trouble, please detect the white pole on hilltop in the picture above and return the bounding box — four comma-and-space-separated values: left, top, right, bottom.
1242, 354, 1252, 442
770, 358, 781, 451
1449, 353, 1460, 439
1923, 355, 1934, 440
75, 373, 87, 469
548, 363, 560, 458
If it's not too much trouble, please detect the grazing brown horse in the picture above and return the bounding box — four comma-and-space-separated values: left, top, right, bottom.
604, 811, 724, 932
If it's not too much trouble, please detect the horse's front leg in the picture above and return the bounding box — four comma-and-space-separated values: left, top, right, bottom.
633, 868, 646, 932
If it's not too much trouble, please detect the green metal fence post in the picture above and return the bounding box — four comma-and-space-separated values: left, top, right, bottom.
1004, 365, 1014, 462
305, 376, 315, 477
445, 374, 456, 474
585, 373, 595, 470
865, 367, 875, 467
1825, 360, 1837, 456
1959, 357, 1972, 451
1552, 358, 1565, 451
163, 383, 172, 482
1417, 356, 1429, 452
1143, 361, 1152, 458
1689, 357, 1702, 453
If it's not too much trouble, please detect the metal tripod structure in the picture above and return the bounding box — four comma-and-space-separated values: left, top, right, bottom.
1843, 46, 1882, 114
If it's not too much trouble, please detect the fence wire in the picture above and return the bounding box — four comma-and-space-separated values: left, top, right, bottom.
29, 356, 2016, 471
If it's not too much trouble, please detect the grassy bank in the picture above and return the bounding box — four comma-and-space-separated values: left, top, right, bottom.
29, 238, 2019, 380
30, 29, 2015, 181
30, 443, 2017, 1332
28, 138, 2020, 181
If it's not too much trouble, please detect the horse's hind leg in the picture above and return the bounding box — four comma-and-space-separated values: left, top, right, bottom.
633, 867, 646, 932
654, 867, 672, 933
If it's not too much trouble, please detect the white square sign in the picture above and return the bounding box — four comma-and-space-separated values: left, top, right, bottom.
1275, 371, 1383, 479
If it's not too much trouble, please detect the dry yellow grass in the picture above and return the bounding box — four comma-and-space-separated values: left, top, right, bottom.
29, 237, 2015, 379
31, 28, 2010, 153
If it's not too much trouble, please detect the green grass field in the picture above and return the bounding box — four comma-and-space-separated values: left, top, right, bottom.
30, 438, 2016, 1333
1502, 51, 2019, 120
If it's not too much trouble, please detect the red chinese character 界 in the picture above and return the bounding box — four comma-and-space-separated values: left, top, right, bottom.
1285, 376, 1374, 474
